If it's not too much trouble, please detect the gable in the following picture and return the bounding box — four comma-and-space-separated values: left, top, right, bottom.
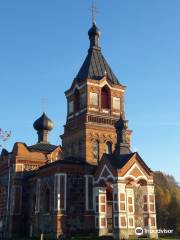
118, 154, 153, 182
94, 157, 117, 183
129, 166, 143, 178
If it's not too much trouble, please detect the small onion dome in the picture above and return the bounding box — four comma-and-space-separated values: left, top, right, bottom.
88, 22, 101, 38
33, 112, 53, 131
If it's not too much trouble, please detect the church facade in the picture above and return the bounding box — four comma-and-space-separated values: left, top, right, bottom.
0, 22, 158, 239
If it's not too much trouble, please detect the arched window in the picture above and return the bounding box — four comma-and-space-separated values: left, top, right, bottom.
101, 85, 110, 109
44, 188, 50, 213
93, 140, 99, 163
74, 89, 80, 112
105, 141, 112, 154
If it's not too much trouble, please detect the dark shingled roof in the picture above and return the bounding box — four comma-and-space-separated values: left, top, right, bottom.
75, 22, 121, 85
28, 143, 58, 153
106, 153, 134, 169
76, 48, 120, 85
105, 151, 152, 173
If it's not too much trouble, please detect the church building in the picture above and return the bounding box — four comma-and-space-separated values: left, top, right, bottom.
0, 21, 158, 239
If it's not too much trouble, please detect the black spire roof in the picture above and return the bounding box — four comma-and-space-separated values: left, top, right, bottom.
76, 22, 120, 85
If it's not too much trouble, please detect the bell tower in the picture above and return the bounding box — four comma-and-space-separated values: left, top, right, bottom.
61, 22, 131, 165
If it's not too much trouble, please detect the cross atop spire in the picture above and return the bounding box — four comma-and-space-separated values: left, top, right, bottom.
41, 97, 48, 113
90, 0, 98, 24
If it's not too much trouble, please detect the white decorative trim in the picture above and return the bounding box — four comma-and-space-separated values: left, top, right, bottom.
89, 107, 99, 111
118, 162, 153, 184
87, 81, 125, 92
102, 109, 109, 114
67, 114, 74, 119
66, 83, 87, 97
112, 112, 120, 115
95, 164, 115, 184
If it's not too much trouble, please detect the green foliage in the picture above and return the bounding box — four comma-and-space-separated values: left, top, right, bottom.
154, 171, 180, 236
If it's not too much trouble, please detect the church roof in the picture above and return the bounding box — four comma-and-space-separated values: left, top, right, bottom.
76, 47, 120, 84
75, 22, 121, 85
28, 143, 58, 153
105, 152, 152, 173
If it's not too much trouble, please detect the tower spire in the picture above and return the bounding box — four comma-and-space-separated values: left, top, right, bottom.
114, 114, 131, 156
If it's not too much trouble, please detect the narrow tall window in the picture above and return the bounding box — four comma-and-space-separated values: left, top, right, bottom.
74, 89, 80, 112
85, 175, 94, 210
32, 194, 36, 213
81, 93, 86, 109
71, 143, 74, 155
0, 187, 6, 216
54, 174, 67, 211
44, 188, 50, 213
93, 140, 99, 163
35, 179, 40, 213
90, 92, 98, 106
68, 101, 74, 114
105, 141, 112, 154
79, 141, 83, 156
101, 86, 110, 109
11, 186, 22, 215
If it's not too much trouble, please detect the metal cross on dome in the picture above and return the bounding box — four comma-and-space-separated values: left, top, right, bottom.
90, 0, 98, 24
41, 97, 48, 113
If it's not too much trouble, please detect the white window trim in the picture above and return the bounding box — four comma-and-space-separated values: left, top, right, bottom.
85, 175, 94, 211
35, 178, 40, 214
113, 214, 119, 228
10, 185, 22, 215
150, 215, 157, 228
90, 92, 98, 106
128, 216, 135, 228
143, 194, 148, 213
120, 214, 127, 228
68, 101, 74, 114
113, 192, 119, 213
113, 97, 121, 110
99, 194, 106, 213
119, 191, 126, 212
99, 216, 107, 228
54, 173, 67, 211
95, 216, 99, 229
127, 194, 134, 214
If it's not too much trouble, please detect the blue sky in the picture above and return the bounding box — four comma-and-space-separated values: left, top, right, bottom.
0, 0, 180, 183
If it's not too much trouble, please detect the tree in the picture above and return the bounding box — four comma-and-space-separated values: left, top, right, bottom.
154, 171, 180, 236
0, 128, 11, 150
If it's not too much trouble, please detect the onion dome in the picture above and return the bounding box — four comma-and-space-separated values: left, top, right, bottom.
33, 112, 53, 143
88, 22, 101, 38
88, 22, 101, 48
33, 112, 53, 131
